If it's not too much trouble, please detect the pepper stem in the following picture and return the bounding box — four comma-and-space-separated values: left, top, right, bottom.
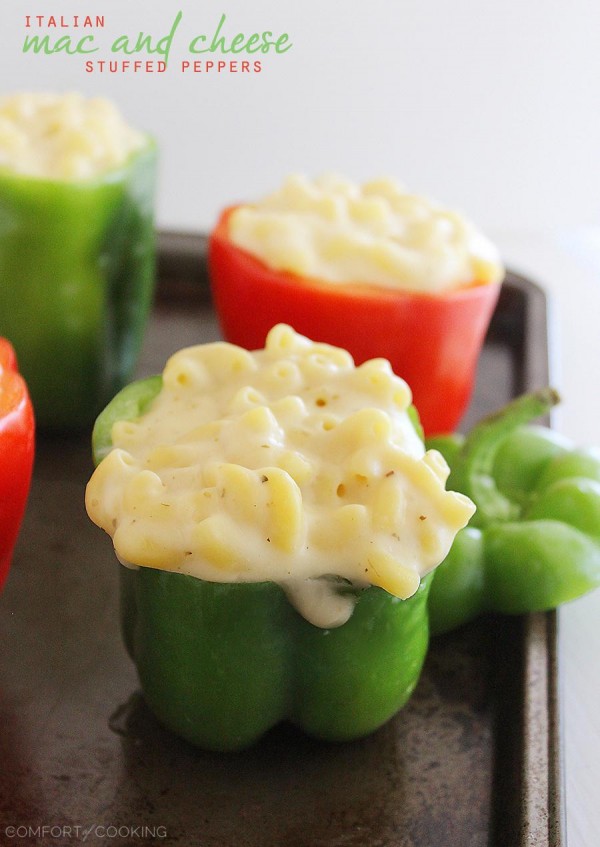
451, 388, 561, 527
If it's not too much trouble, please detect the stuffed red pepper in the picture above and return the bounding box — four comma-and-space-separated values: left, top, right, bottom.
209, 175, 503, 436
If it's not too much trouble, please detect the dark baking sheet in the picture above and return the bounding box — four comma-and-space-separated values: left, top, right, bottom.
0, 233, 563, 846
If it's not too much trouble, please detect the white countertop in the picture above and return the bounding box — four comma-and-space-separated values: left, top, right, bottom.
495, 230, 600, 846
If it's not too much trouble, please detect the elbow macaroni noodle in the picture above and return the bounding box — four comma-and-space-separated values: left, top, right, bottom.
86, 325, 475, 627
228, 174, 504, 293
0, 92, 147, 180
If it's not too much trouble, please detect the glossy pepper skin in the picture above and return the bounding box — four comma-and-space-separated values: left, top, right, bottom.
0, 338, 35, 590
426, 389, 600, 635
92, 376, 433, 751
209, 207, 501, 436
0, 144, 157, 431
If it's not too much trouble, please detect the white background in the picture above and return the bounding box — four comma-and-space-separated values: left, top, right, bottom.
3, 1, 599, 236
2, 2, 600, 843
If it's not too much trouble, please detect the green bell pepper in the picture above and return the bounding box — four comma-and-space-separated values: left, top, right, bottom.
0, 143, 157, 430
427, 389, 600, 635
92, 376, 434, 752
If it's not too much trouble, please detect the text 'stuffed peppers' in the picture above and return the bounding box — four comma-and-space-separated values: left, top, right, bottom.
0, 338, 35, 590
87, 328, 474, 751
427, 389, 600, 635
0, 93, 157, 430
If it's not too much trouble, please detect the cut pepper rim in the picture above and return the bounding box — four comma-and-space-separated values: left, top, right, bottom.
213, 205, 502, 304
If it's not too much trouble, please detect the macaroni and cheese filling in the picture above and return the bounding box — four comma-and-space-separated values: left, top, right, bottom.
228, 174, 504, 293
0, 92, 147, 181
86, 325, 475, 627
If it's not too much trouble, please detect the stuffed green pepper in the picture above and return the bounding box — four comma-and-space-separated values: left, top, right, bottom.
0, 92, 157, 430
86, 324, 474, 751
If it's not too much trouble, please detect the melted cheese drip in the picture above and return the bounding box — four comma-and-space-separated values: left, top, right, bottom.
86, 325, 474, 627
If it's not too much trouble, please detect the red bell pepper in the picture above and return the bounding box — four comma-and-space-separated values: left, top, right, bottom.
0, 338, 35, 590
209, 207, 501, 436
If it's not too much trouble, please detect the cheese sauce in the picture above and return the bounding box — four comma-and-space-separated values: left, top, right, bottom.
0, 92, 147, 181
86, 325, 474, 627
228, 174, 503, 293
